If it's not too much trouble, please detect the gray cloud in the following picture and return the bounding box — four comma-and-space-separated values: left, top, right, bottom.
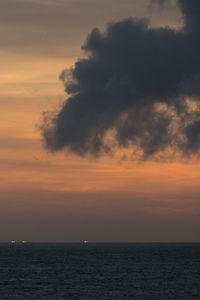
41, 0, 200, 159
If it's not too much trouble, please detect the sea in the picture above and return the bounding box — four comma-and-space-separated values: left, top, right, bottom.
0, 243, 199, 299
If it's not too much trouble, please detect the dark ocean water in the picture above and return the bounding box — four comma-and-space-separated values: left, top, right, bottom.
0, 243, 199, 299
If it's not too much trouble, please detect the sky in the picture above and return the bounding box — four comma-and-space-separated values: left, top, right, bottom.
0, 0, 200, 242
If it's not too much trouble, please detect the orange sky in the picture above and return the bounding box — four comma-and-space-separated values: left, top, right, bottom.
0, 0, 200, 242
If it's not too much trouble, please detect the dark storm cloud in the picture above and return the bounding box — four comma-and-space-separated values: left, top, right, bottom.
42, 0, 200, 158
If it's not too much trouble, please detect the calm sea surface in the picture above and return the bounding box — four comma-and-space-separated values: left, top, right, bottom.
0, 243, 199, 299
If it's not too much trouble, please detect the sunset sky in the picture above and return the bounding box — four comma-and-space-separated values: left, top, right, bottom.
1, 0, 200, 242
